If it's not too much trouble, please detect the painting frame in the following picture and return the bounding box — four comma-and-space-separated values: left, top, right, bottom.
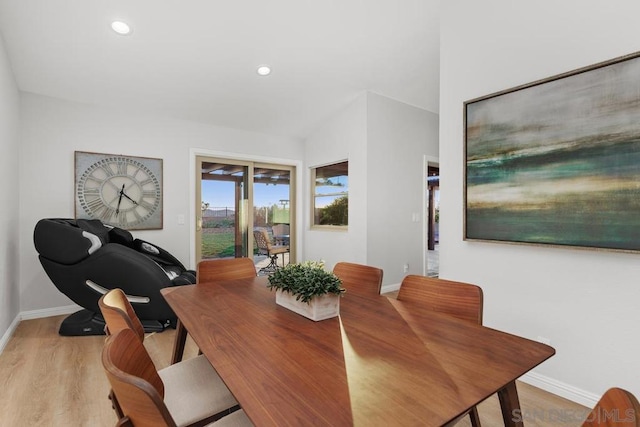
464, 51, 640, 253
75, 151, 163, 230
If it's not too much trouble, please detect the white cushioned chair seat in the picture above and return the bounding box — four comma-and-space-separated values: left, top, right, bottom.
159, 354, 239, 427
208, 409, 253, 426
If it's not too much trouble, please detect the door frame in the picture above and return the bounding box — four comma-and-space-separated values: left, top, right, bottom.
189, 148, 303, 269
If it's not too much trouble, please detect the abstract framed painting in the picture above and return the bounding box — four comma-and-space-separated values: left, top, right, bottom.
464, 51, 640, 252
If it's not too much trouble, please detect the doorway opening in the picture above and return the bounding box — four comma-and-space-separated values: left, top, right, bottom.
426, 164, 439, 277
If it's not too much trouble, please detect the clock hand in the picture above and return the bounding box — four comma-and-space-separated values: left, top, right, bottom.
120, 190, 138, 205
115, 184, 125, 214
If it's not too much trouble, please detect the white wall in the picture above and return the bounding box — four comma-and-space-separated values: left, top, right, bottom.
440, 0, 640, 405
366, 92, 438, 285
304, 92, 439, 285
303, 94, 368, 267
19, 93, 303, 312
0, 32, 20, 341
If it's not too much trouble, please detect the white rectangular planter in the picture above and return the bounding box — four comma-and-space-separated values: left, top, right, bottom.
275, 289, 340, 321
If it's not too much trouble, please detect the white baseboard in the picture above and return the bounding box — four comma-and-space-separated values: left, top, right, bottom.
0, 305, 80, 356
381, 282, 401, 294
0, 314, 22, 355
20, 304, 81, 321
520, 371, 600, 409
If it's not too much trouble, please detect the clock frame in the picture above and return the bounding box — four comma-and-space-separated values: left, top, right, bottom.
75, 151, 163, 230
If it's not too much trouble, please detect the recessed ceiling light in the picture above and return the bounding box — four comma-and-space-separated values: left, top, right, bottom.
257, 65, 271, 76
111, 21, 131, 35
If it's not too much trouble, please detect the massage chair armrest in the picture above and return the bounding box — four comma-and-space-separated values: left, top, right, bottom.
40, 244, 177, 321
133, 238, 187, 271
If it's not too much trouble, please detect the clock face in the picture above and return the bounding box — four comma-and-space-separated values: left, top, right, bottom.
75, 152, 163, 230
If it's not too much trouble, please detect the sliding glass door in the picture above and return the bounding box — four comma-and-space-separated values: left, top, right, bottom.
195, 157, 296, 266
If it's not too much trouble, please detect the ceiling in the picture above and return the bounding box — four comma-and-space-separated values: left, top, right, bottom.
0, 0, 441, 140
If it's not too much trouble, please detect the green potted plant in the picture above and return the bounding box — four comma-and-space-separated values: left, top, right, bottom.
267, 260, 344, 321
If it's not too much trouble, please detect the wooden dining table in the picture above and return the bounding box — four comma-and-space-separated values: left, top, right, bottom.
160, 276, 554, 427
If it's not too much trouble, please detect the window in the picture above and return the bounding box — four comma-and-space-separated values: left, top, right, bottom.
311, 161, 348, 227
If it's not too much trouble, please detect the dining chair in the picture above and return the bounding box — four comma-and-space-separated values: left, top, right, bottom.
332, 262, 383, 297
102, 328, 253, 427
253, 229, 289, 274
172, 257, 258, 363
98, 288, 240, 427
396, 275, 483, 427
397, 275, 483, 325
581, 387, 640, 427
197, 257, 257, 283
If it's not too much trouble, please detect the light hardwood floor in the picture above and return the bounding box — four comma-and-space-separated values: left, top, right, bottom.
0, 315, 588, 427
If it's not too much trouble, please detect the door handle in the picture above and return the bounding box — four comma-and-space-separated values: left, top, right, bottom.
196, 216, 202, 232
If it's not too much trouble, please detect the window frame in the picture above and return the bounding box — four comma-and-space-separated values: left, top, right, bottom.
310, 160, 348, 230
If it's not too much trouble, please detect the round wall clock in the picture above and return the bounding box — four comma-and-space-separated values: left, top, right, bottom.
75, 151, 163, 230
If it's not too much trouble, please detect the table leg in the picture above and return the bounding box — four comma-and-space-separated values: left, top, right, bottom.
170, 319, 188, 364
498, 380, 524, 427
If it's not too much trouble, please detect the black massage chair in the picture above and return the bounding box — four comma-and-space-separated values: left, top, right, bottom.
33, 218, 196, 336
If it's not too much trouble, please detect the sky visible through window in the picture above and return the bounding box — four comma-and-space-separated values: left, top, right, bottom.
315, 174, 348, 208
314, 183, 347, 207
202, 180, 346, 209
202, 180, 289, 209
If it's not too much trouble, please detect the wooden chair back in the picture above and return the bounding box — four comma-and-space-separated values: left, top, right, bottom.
582, 387, 640, 427
102, 329, 171, 427
397, 275, 484, 427
196, 257, 257, 283
397, 275, 483, 325
99, 288, 145, 341
333, 262, 383, 297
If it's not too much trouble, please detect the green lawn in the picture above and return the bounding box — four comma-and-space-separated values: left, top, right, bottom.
201, 230, 236, 258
